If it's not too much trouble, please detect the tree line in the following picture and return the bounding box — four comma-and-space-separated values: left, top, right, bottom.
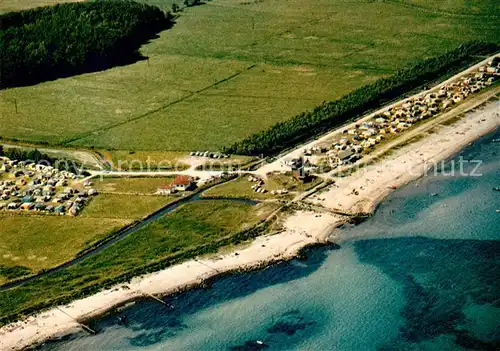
222, 41, 499, 156
0, 0, 174, 89
0, 146, 86, 174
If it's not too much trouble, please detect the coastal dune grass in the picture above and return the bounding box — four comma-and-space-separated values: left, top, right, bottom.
0, 200, 278, 324
1, 0, 499, 150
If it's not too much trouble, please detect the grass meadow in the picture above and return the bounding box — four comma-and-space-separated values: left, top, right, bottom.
101, 150, 190, 170
1, 0, 498, 151
0, 215, 129, 284
80, 194, 174, 219
0, 187, 176, 283
0, 200, 278, 321
91, 176, 175, 194
202, 174, 323, 200
0, 0, 83, 13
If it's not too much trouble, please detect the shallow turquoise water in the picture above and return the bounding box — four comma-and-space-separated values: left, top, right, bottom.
39, 128, 500, 350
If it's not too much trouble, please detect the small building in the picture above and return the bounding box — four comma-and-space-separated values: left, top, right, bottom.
292, 166, 308, 181
35, 203, 46, 211
303, 160, 318, 173
7, 202, 20, 210
20, 202, 35, 210
172, 175, 195, 191
157, 185, 174, 195
22, 195, 34, 203
54, 205, 66, 214
69, 205, 80, 216
338, 149, 355, 162
486, 66, 496, 74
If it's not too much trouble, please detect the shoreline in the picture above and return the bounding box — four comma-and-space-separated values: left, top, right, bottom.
306, 98, 499, 219
1, 97, 499, 351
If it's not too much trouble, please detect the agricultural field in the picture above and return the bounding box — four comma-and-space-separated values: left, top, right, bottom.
0, 0, 82, 13
0, 200, 278, 320
100, 150, 189, 171
1, 0, 498, 152
0, 178, 177, 284
80, 193, 174, 220
0, 216, 128, 284
92, 176, 175, 194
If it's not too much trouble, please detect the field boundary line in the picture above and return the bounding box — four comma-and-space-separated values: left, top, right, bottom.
62, 64, 257, 146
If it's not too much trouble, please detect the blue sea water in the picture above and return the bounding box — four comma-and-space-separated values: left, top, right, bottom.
39, 128, 499, 351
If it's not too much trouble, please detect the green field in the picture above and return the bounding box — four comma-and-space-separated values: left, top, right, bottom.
0, 188, 175, 283
0, 215, 129, 284
203, 174, 322, 200
1, 0, 498, 151
92, 176, 175, 194
0, 200, 278, 322
100, 150, 190, 170
81, 193, 174, 219
0, 0, 83, 13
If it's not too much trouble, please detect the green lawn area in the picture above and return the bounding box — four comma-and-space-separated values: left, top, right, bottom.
0, 190, 175, 283
0, 200, 278, 322
1, 0, 498, 151
0, 215, 129, 284
81, 193, 174, 220
266, 173, 323, 192
203, 176, 275, 200
203, 173, 323, 200
100, 150, 190, 171
85, 200, 275, 268
92, 176, 175, 194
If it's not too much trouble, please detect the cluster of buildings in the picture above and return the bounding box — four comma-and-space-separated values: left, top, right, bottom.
156, 175, 196, 195
247, 175, 268, 193
247, 174, 289, 195
189, 151, 230, 159
296, 57, 499, 170
0, 157, 97, 216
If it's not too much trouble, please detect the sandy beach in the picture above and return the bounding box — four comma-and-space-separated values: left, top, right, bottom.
0, 93, 499, 351
306, 98, 499, 218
